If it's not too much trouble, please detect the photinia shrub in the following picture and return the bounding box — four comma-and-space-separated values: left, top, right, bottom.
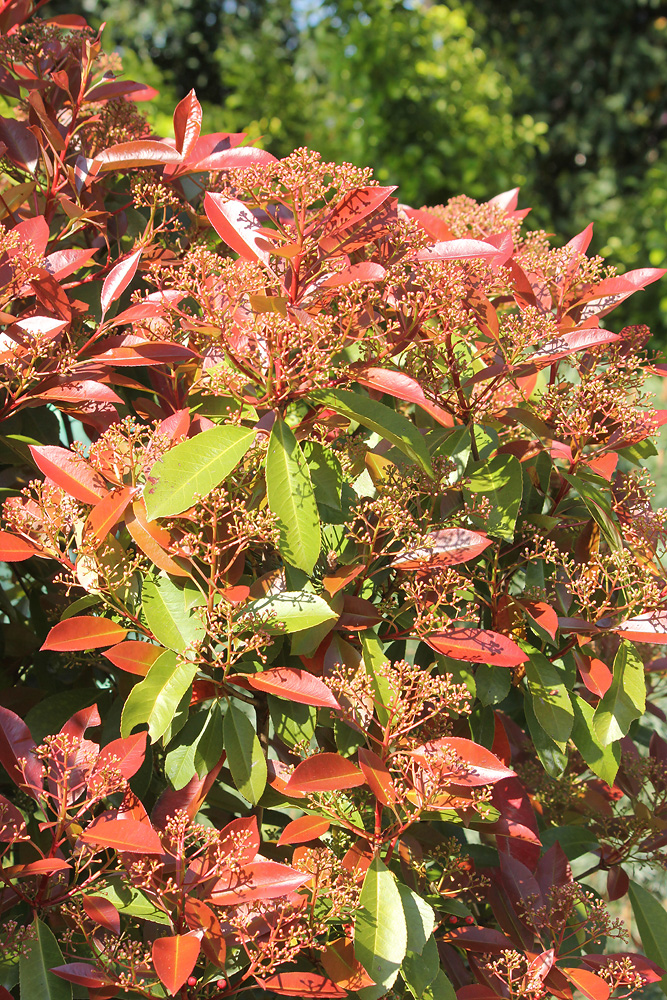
1, 3, 667, 999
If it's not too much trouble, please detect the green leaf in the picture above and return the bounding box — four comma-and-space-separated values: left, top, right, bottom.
165, 703, 224, 789
571, 694, 620, 785
355, 858, 407, 991
561, 473, 623, 551
302, 440, 343, 513
524, 697, 568, 777
426, 970, 458, 1000
475, 664, 511, 706
144, 425, 255, 518
401, 934, 440, 998
19, 918, 71, 1000
223, 701, 267, 805
540, 825, 600, 861
466, 454, 522, 541
361, 631, 392, 726
239, 591, 337, 634
120, 649, 197, 742
629, 880, 667, 996
95, 877, 171, 924
593, 640, 645, 746
525, 650, 574, 744
311, 387, 433, 476
141, 575, 205, 652
266, 417, 321, 573
268, 694, 317, 748
397, 883, 435, 954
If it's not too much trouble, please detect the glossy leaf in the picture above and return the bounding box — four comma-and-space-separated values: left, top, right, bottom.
466, 454, 523, 541
173, 89, 202, 157
561, 968, 610, 1000
355, 858, 407, 991
101, 249, 142, 316
29, 445, 107, 504
424, 629, 527, 667
204, 193, 272, 264
85, 486, 133, 545
91, 733, 148, 782
259, 972, 347, 997
208, 860, 309, 904
141, 575, 206, 651
525, 651, 574, 744
239, 591, 337, 633
310, 387, 433, 475
102, 640, 163, 676
120, 649, 197, 742
145, 425, 255, 519
570, 695, 620, 785
397, 883, 435, 955
401, 934, 440, 998
277, 815, 331, 845
354, 367, 453, 427
0, 706, 42, 792
266, 417, 321, 573
0, 530, 41, 560
391, 528, 491, 570
92, 139, 182, 172
81, 895, 121, 936
358, 748, 396, 805
153, 933, 201, 995
41, 617, 128, 652
410, 737, 514, 786
0, 793, 26, 841
223, 701, 267, 805
79, 816, 163, 854
234, 667, 340, 709
50, 963, 111, 988
19, 918, 71, 1000
321, 938, 376, 991
285, 753, 366, 794
615, 610, 667, 642
628, 881, 667, 995
593, 640, 646, 746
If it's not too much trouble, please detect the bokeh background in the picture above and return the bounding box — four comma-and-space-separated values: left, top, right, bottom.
42, 0, 667, 341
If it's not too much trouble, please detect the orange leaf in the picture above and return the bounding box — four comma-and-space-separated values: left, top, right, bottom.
561, 968, 611, 1000
85, 487, 132, 546
152, 933, 201, 995
285, 753, 366, 794
102, 640, 163, 676
229, 667, 340, 709
410, 737, 514, 786
358, 748, 396, 805
126, 500, 190, 577
41, 617, 128, 652
392, 527, 490, 569
79, 817, 163, 854
424, 628, 527, 667
82, 895, 120, 935
258, 972, 347, 997
29, 445, 107, 504
0, 531, 41, 561
321, 938, 375, 991
277, 816, 330, 846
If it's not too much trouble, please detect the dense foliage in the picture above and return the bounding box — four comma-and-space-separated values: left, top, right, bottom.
2, 4, 667, 1000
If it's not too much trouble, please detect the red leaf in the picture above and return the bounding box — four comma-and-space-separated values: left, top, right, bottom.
358, 748, 396, 805
424, 629, 527, 667
614, 610, 667, 642
521, 601, 558, 640
0, 705, 43, 793
278, 816, 330, 846
410, 737, 514, 786
62, 704, 101, 739
0, 793, 26, 841
218, 815, 260, 864
32, 379, 123, 406
101, 248, 142, 316
79, 817, 163, 854
535, 842, 572, 898
86, 486, 133, 545
173, 89, 202, 158
82, 895, 121, 935
443, 926, 516, 952
208, 860, 310, 904
51, 964, 112, 988
125, 499, 190, 577
0, 531, 41, 561
258, 972, 347, 998
401, 205, 456, 240
582, 954, 665, 985
187, 144, 276, 171
353, 367, 454, 427
392, 528, 491, 570
231, 668, 340, 709
415, 238, 501, 262
0, 116, 40, 173
6, 858, 71, 877
319, 185, 397, 242
29, 445, 108, 504
320, 262, 386, 288
489, 775, 541, 870
84, 340, 197, 366
41, 617, 128, 652
184, 898, 227, 967
561, 968, 610, 1000
457, 988, 504, 1000
102, 640, 163, 676
606, 865, 629, 901
204, 194, 272, 264
575, 654, 612, 697
44, 246, 99, 280
92, 733, 147, 782
285, 754, 366, 794
85, 80, 158, 102
152, 933, 201, 995
528, 329, 620, 366
321, 938, 375, 990
92, 139, 182, 173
